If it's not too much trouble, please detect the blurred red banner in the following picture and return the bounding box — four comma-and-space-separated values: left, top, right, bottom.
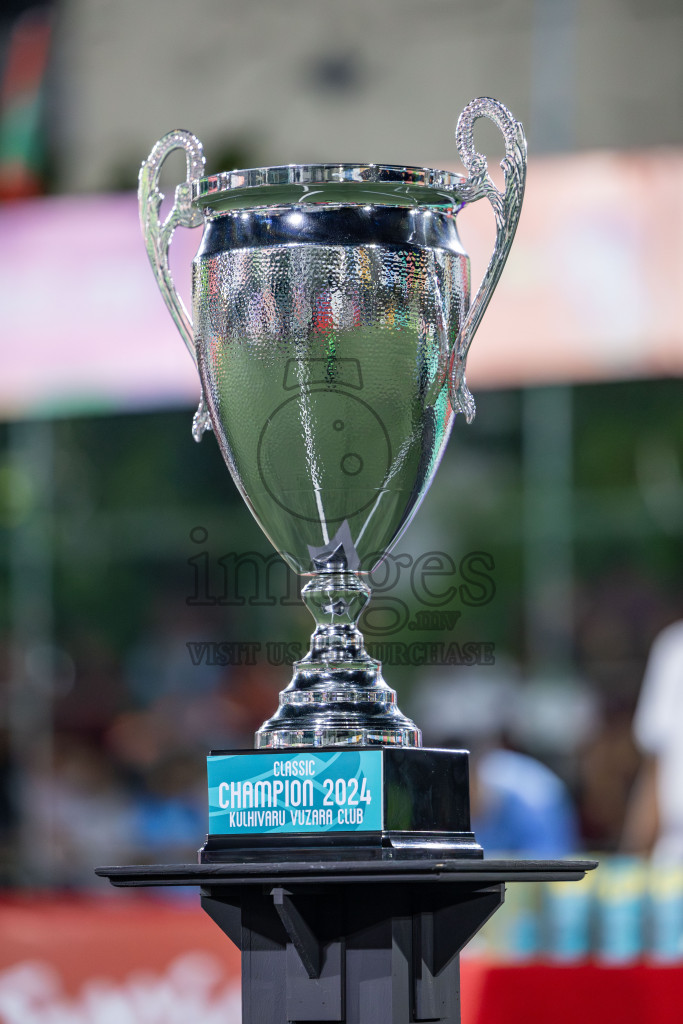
0, 895, 241, 1021
1, 898, 682, 1024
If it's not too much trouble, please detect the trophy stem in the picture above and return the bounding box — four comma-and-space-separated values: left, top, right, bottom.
255, 572, 421, 749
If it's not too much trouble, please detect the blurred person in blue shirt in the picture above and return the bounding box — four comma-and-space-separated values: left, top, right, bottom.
413, 665, 580, 857
470, 745, 579, 856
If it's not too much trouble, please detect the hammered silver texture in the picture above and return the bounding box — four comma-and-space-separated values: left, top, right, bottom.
193, 206, 468, 578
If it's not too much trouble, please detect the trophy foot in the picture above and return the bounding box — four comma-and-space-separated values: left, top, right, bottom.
255, 717, 421, 749
255, 572, 421, 748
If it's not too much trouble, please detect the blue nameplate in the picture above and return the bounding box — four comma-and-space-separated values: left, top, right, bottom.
207, 750, 383, 835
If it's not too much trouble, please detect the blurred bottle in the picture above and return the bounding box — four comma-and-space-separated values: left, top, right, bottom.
479, 882, 541, 961
646, 862, 683, 963
543, 868, 596, 962
595, 857, 646, 963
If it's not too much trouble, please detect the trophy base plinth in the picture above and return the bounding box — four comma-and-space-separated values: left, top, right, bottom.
202, 745, 481, 863
199, 830, 481, 863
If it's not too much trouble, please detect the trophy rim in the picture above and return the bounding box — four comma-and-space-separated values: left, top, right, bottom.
192, 163, 466, 206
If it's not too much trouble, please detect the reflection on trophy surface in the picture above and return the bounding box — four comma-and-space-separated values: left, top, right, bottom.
139, 97, 526, 751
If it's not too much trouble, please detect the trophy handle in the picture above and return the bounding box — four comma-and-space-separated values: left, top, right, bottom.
449, 98, 527, 422
138, 130, 212, 441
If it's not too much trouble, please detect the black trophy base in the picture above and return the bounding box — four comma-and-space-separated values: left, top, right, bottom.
96, 859, 598, 1024
200, 830, 481, 862
201, 745, 482, 863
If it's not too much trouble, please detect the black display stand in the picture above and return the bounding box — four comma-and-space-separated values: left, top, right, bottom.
97, 858, 596, 1024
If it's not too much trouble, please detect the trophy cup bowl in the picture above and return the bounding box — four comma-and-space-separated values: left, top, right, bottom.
139, 98, 526, 754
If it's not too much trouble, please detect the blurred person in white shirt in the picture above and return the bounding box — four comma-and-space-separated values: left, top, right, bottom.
623, 620, 683, 861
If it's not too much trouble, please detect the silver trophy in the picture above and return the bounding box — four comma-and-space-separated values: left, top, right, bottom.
139, 97, 526, 751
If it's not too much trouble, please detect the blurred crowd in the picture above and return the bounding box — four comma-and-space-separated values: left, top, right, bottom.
0, 593, 283, 887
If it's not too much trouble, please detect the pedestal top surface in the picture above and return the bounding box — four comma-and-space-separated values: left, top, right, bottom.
96, 858, 597, 888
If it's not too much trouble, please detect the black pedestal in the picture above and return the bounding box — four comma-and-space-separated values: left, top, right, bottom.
97, 858, 596, 1024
